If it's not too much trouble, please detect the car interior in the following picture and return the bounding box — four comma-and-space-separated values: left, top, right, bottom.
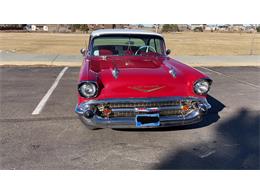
92, 45, 148, 56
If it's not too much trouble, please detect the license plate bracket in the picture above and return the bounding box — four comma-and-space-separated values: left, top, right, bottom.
135, 114, 160, 127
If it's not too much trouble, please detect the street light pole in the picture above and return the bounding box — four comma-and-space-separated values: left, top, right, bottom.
250, 26, 256, 55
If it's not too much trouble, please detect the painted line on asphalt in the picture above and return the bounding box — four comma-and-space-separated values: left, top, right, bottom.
200, 66, 260, 89
32, 67, 69, 115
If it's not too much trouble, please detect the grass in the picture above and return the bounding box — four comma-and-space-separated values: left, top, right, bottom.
0, 33, 88, 55
0, 32, 259, 56
165, 32, 260, 56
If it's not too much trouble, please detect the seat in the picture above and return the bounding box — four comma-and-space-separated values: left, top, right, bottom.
124, 50, 134, 56
99, 49, 113, 56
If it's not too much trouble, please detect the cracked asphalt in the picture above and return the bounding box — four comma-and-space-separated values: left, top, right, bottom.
0, 66, 259, 169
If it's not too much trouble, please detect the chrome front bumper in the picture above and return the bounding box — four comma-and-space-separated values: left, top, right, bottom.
75, 97, 211, 129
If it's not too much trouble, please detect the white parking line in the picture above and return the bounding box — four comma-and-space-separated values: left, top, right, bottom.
200, 66, 260, 89
32, 67, 69, 115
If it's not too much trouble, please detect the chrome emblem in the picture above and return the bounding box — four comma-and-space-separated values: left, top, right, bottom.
169, 68, 177, 78
129, 85, 165, 93
112, 67, 119, 79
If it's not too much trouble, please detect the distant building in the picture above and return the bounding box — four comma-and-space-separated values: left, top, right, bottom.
87, 24, 130, 31
244, 25, 257, 33
231, 24, 245, 32
23, 24, 71, 32
217, 24, 231, 32
190, 24, 206, 32
177, 24, 191, 31
0, 24, 26, 30
204, 25, 218, 32
25, 24, 48, 32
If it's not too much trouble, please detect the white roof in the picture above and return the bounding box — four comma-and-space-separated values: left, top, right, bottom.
90, 29, 163, 38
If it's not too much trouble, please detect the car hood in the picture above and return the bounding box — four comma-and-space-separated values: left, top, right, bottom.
86, 56, 208, 99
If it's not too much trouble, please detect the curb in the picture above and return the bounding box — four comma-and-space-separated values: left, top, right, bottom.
1, 61, 260, 67
0, 61, 81, 67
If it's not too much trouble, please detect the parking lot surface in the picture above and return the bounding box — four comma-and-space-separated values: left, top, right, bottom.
0, 66, 259, 169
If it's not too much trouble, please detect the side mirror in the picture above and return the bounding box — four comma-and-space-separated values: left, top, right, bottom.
80, 48, 86, 55
166, 49, 171, 55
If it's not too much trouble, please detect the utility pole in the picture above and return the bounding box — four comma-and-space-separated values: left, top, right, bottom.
250, 25, 256, 55
154, 24, 159, 33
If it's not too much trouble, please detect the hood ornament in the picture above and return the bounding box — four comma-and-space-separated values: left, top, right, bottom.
164, 61, 177, 78
101, 55, 107, 60
169, 68, 177, 78
112, 67, 119, 79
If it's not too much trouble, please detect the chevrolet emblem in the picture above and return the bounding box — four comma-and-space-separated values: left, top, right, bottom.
129, 85, 165, 93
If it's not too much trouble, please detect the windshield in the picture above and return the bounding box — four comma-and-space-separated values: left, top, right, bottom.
91, 35, 165, 56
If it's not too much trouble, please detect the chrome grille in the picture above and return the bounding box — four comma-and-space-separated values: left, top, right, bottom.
107, 101, 181, 108
94, 100, 193, 118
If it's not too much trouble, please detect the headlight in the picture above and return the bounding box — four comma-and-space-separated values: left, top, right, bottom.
78, 81, 98, 98
194, 79, 211, 95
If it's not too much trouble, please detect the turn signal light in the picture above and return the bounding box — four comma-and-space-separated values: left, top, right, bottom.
182, 105, 190, 111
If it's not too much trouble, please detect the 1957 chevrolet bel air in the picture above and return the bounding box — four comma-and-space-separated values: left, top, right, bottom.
75, 29, 212, 129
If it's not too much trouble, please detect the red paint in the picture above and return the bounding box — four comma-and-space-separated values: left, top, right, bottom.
77, 55, 211, 105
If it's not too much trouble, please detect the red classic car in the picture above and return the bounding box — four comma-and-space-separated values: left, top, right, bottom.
75, 29, 212, 129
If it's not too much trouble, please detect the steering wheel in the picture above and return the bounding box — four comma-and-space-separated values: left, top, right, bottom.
135, 45, 156, 55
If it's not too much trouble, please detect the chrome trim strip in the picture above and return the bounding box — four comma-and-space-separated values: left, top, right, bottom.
91, 29, 163, 38
80, 96, 205, 105
78, 109, 203, 129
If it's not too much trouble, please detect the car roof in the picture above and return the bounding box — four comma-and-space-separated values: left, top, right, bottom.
90, 29, 163, 38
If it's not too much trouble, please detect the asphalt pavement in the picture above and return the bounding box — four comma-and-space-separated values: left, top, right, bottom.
0, 66, 259, 169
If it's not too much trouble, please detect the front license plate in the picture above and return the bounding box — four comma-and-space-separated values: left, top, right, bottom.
135, 114, 160, 127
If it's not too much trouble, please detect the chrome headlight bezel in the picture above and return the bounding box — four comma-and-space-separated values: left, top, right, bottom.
193, 79, 212, 95
78, 81, 98, 98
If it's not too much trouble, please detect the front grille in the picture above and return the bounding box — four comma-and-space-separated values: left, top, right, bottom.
108, 101, 181, 108
94, 99, 194, 118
